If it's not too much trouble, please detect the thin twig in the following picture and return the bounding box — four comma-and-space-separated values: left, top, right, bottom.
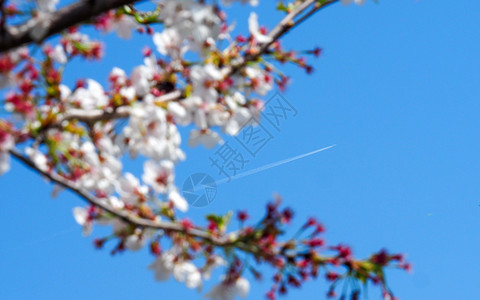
225, 0, 338, 77
292, 0, 337, 29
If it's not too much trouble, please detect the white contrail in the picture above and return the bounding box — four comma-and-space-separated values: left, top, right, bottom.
213, 144, 336, 186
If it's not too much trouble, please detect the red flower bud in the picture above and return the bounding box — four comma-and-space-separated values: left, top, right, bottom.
371, 249, 389, 266
313, 47, 323, 57
93, 238, 105, 249
287, 275, 301, 287
304, 217, 317, 228
307, 238, 325, 247
326, 271, 339, 282
150, 241, 161, 256
237, 210, 249, 222
266, 290, 276, 300
235, 35, 247, 43
142, 47, 152, 57
180, 218, 194, 231
279, 284, 287, 295
314, 223, 325, 234
327, 288, 337, 298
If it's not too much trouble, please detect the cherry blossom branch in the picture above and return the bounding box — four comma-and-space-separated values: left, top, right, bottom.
226, 0, 338, 77
60, 106, 131, 123
58, 90, 181, 124
8, 144, 408, 299
43, 1, 339, 128
0, 2, 410, 298
0, 0, 141, 53
9, 148, 321, 269
8, 147, 306, 259
8, 147, 230, 244
8, 146, 408, 265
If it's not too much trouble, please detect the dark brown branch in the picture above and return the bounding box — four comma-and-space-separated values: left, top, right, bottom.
0, 0, 7, 35
0, 0, 141, 53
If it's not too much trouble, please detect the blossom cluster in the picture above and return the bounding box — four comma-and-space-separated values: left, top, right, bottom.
0, 0, 407, 299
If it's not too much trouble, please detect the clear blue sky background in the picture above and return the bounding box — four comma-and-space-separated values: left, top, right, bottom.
1, 0, 479, 299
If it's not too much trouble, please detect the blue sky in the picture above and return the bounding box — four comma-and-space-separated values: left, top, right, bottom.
1, 0, 480, 299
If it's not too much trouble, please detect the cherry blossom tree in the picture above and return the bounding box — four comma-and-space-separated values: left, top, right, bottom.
0, 0, 409, 299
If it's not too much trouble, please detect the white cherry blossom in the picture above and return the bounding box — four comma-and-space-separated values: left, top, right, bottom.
188, 129, 222, 149
167, 101, 191, 125
109, 67, 128, 85
131, 66, 152, 97
25, 147, 48, 172
221, 0, 258, 6
72, 207, 92, 236
120, 100, 185, 162
111, 15, 139, 39
96, 216, 128, 235
248, 12, 272, 44
59, 84, 71, 101
190, 64, 223, 103
222, 107, 252, 136
142, 160, 175, 194
37, 0, 59, 12
158, 1, 221, 53
149, 249, 176, 281
69, 79, 108, 110
116, 172, 149, 205
205, 277, 250, 300
149, 248, 201, 289
245, 66, 273, 96
168, 189, 188, 212
51, 45, 67, 64
78, 141, 122, 194
341, 0, 366, 5
125, 228, 155, 251
30, 12, 52, 42
0, 132, 14, 176
173, 262, 202, 289
207, 108, 229, 127
0, 151, 10, 176
153, 28, 185, 59
202, 256, 226, 280
130, 55, 160, 97
225, 92, 247, 110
